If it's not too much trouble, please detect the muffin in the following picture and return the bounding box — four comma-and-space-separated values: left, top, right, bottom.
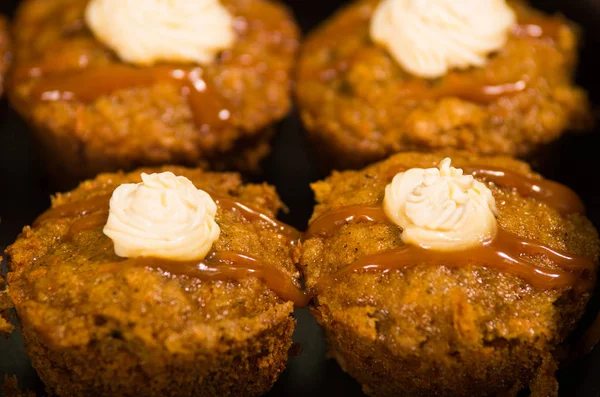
0, 16, 10, 98
8, 0, 299, 184
300, 151, 599, 396
0, 278, 13, 334
6, 166, 307, 397
297, 0, 592, 170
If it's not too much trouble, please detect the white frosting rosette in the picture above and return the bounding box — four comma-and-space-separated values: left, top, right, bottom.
370, 0, 516, 78
383, 158, 498, 251
85, 0, 235, 66
103, 172, 220, 261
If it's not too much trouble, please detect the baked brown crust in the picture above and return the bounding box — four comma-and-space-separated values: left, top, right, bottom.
296, 0, 592, 170
0, 16, 10, 98
300, 151, 599, 396
0, 277, 13, 334
8, 0, 299, 181
6, 166, 300, 397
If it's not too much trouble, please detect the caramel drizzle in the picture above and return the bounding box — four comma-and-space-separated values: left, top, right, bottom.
18, 64, 229, 129
510, 15, 563, 42
315, 227, 595, 293
392, 77, 527, 104
462, 166, 584, 215
98, 251, 309, 308
310, 17, 561, 102
312, 60, 528, 103
35, 192, 300, 242
307, 166, 593, 292
306, 205, 388, 239
34, 191, 305, 306
381, 164, 584, 215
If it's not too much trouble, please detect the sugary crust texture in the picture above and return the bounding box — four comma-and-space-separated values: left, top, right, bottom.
296, 0, 592, 170
300, 151, 599, 397
0, 16, 10, 98
8, 0, 299, 181
6, 166, 300, 397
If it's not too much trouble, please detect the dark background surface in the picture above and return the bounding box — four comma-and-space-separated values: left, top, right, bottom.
1, 0, 600, 395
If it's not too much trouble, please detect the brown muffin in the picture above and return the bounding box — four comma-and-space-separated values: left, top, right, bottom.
0, 16, 10, 98
296, 0, 591, 170
6, 166, 305, 397
8, 0, 299, 184
0, 277, 13, 334
299, 151, 599, 396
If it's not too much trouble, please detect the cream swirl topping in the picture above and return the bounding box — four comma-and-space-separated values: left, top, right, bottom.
370, 0, 516, 78
103, 172, 220, 261
383, 158, 498, 251
85, 0, 235, 66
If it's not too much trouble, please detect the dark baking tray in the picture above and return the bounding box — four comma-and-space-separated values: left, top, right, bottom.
1, 0, 600, 395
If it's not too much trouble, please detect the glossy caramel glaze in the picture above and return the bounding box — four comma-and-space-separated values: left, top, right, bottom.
22, 65, 228, 129
382, 164, 584, 215
315, 227, 595, 294
6, 166, 301, 397
306, 15, 559, 103
8, 0, 300, 181
32, 177, 302, 306
296, 0, 590, 170
463, 166, 584, 214
99, 252, 309, 308
38, 192, 300, 242
299, 152, 599, 397
306, 162, 590, 291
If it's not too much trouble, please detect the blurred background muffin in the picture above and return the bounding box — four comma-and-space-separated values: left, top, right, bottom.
6, 166, 306, 397
8, 0, 299, 186
296, 0, 592, 170
0, 16, 10, 98
300, 151, 599, 396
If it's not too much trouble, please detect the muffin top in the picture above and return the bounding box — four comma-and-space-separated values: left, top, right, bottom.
0, 16, 10, 98
300, 151, 599, 351
7, 166, 303, 351
9, 0, 298, 168
296, 0, 590, 167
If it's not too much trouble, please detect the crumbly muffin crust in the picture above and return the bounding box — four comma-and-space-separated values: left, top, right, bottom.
300, 151, 599, 396
7, 166, 301, 397
297, 0, 591, 170
8, 0, 299, 181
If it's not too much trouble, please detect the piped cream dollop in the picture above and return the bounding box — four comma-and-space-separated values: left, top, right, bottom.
103, 172, 220, 261
85, 0, 236, 66
370, 0, 516, 78
383, 158, 498, 251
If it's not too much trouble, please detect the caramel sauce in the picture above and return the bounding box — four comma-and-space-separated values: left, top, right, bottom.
98, 251, 309, 308
35, 191, 304, 306
21, 65, 229, 129
214, 197, 302, 241
305, 205, 388, 239
462, 166, 585, 215
382, 164, 584, 215
306, 164, 592, 291
308, 14, 562, 102
315, 227, 595, 293
66, 211, 108, 238
34, 193, 111, 225
311, 60, 527, 103
511, 16, 563, 42
397, 78, 527, 104
36, 192, 299, 242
